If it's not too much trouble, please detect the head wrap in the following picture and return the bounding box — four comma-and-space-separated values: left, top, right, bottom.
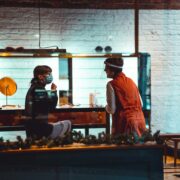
104, 62, 123, 69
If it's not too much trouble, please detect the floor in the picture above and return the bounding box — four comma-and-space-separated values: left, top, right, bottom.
164, 156, 180, 180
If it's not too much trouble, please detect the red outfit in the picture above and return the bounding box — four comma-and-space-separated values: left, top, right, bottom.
110, 72, 146, 137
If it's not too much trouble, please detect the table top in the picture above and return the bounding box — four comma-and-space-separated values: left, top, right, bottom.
171, 138, 180, 141
0, 105, 106, 113
160, 133, 180, 139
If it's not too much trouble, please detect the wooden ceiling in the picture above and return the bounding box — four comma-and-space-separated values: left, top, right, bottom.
0, 0, 179, 9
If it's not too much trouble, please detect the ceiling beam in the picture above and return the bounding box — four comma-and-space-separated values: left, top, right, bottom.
0, 0, 179, 9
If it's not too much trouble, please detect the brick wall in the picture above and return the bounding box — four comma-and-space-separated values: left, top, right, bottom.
0, 8, 134, 51
0, 7, 179, 133
139, 10, 180, 133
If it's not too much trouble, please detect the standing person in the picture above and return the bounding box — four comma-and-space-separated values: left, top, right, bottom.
104, 58, 146, 137
25, 65, 71, 139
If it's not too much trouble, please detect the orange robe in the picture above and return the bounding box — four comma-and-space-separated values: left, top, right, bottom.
110, 72, 146, 137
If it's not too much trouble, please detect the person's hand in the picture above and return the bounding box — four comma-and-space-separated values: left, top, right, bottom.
51, 83, 57, 91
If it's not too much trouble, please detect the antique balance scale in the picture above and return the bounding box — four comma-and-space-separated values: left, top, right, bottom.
0, 77, 17, 108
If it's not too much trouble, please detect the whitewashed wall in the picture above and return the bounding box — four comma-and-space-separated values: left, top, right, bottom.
0, 7, 179, 133
0, 8, 134, 52
139, 10, 180, 133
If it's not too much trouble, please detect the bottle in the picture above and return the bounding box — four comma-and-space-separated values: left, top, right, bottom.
89, 93, 96, 107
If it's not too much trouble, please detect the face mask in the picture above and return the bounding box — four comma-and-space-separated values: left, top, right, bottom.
45, 74, 53, 84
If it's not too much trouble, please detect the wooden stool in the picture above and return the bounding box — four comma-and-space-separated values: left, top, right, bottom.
171, 138, 180, 166
160, 134, 180, 167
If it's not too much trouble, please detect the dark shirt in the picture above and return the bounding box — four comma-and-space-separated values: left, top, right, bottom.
25, 80, 58, 139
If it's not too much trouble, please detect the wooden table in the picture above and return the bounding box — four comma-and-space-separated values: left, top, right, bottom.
0, 106, 150, 136
0, 106, 110, 135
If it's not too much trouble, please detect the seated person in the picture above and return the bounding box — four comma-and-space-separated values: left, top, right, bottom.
25, 65, 71, 139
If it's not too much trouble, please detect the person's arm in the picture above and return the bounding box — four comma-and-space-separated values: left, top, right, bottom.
48, 83, 58, 110
105, 82, 116, 114
48, 90, 58, 110
25, 88, 33, 117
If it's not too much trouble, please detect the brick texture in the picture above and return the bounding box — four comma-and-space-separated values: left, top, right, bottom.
139, 10, 180, 133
